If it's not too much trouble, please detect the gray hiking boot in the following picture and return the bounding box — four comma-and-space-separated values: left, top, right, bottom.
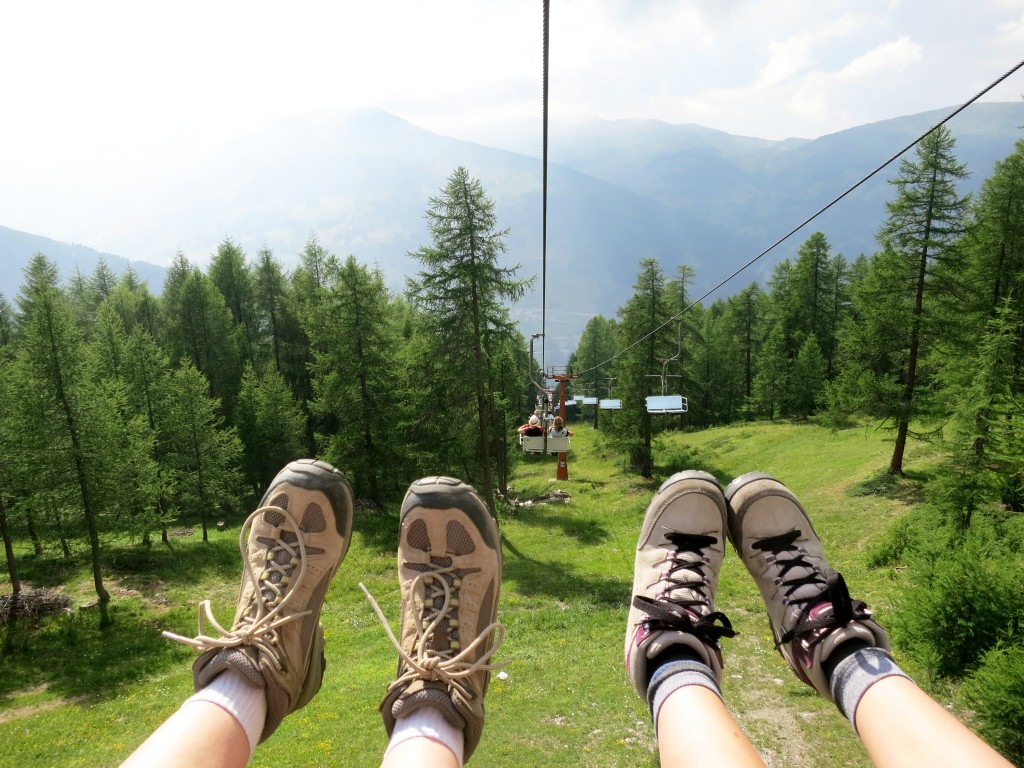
724, 472, 890, 699
363, 476, 504, 762
625, 471, 736, 698
164, 459, 354, 742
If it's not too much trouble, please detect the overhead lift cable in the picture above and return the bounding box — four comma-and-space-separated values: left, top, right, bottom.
573, 55, 1024, 379
540, 0, 550, 376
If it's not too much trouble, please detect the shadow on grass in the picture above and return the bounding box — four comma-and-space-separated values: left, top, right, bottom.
507, 504, 610, 545
0, 597, 191, 706
0, 537, 248, 706
351, 508, 401, 556
847, 468, 929, 504
652, 441, 733, 488
501, 534, 629, 607
14, 535, 243, 592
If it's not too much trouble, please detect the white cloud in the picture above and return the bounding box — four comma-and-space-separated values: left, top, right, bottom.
839, 36, 923, 81
996, 12, 1024, 42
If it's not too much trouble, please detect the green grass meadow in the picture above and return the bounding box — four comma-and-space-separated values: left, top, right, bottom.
0, 421, 954, 767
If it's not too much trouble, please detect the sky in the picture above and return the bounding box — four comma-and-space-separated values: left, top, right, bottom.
2, 0, 1024, 252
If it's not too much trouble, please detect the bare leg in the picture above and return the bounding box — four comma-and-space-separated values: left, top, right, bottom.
121, 701, 250, 768
657, 686, 767, 768
855, 675, 1012, 768
380, 736, 461, 768
123, 461, 352, 768
626, 474, 753, 765
725, 473, 1011, 768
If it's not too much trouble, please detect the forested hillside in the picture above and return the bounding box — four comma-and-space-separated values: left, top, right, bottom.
1, 129, 1023, 762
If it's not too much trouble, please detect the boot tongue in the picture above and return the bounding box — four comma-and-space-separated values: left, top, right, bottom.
426, 557, 455, 654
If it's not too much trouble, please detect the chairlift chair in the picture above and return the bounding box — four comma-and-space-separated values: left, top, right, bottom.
646, 395, 688, 414
520, 434, 571, 454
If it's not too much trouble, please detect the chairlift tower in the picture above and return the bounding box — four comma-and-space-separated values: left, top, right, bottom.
546, 366, 577, 480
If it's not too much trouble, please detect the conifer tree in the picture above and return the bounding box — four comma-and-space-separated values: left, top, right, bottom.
161, 255, 241, 414
612, 258, 673, 477
569, 315, 619, 427
162, 360, 243, 541
236, 364, 307, 498
851, 126, 970, 475
209, 239, 257, 367
307, 256, 401, 501
788, 335, 827, 419
751, 323, 789, 420
723, 283, 763, 403
407, 167, 532, 509
11, 254, 157, 625
253, 247, 306, 397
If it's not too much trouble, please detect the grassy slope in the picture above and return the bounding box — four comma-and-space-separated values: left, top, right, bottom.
0, 421, 950, 767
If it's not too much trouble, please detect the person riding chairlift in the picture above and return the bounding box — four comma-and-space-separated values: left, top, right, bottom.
517, 414, 544, 436
548, 416, 573, 438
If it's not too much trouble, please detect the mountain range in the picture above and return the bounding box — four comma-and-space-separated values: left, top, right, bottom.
3, 102, 1023, 364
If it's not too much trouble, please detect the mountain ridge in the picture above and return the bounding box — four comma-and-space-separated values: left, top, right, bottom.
3, 102, 1023, 362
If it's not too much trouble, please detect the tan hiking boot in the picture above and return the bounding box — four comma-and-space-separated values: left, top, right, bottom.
625, 471, 736, 698
164, 459, 354, 742
724, 472, 891, 699
362, 476, 504, 761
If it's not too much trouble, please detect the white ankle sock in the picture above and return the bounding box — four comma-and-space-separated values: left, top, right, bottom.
385, 706, 465, 766
185, 669, 267, 757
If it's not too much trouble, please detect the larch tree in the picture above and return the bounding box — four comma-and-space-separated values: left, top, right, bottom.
209, 239, 258, 368
11, 254, 157, 626
866, 126, 970, 475
569, 314, 619, 428
407, 167, 532, 510
161, 360, 243, 542
161, 256, 242, 415
307, 256, 401, 502
612, 258, 674, 477
236, 364, 308, 498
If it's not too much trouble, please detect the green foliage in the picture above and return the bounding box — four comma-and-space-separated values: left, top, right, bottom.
609, 258, 673, 476
161, 361, 244, 541
865, 513, 919, 568
788, 335, 827, 419
160, 253, 241, 413
236, 364, 307, 499
841, 126, 970, 475
406, 166, 533, 507
751, 323, 788, 419
307, 255, 403, 501
208, 238, 258, 367
569, 314, 618, 401
894, 528, 1023, 678
963, 644, 1024, 764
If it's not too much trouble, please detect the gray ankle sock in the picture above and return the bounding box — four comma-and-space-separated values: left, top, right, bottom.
829, 646, 911, 730
647, 659, 722, 734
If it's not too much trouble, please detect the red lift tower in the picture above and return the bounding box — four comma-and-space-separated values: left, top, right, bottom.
546, 367, 577, 480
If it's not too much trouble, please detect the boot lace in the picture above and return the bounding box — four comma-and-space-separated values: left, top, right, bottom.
633, 531, 735, 644
163, 505, 312, 670
360, 566, 507, 700
753, 529, 872, 648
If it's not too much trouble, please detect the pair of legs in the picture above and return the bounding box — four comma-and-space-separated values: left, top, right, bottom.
123, 463, 499, 768
123, 462, 1011, 767
627, 470, 1012, 768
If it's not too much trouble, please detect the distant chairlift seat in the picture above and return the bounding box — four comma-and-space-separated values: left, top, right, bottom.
646, 395, 687, 414
520, 434, 571, 454
598, 398, 622, 410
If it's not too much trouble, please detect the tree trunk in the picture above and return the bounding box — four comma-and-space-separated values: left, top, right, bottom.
46, 311, 110, 619
889, 181, 935, 476
26, 512, 43, 556
0, 500, 21, 595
